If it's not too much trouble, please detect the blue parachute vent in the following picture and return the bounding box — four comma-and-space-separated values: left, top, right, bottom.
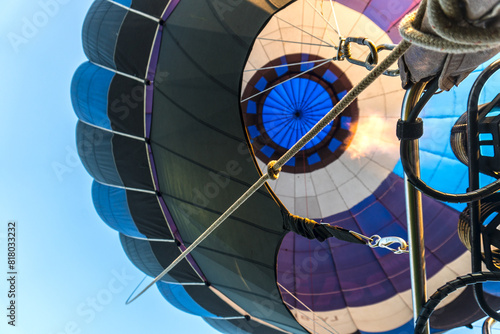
262, 78, 333, 150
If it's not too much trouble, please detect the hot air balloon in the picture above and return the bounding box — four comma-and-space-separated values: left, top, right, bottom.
71, 0, 500, 333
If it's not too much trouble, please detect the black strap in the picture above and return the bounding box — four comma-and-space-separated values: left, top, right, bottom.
281, 209, 366, 244
397, 118, 424, 140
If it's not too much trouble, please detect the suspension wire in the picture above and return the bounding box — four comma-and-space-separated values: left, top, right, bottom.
126, 38, 411, 305
244, 58, 335, 73
125, 275, 148, 304
305, 0, 340, 36
279, 282, 338, 334
276, 16, 337, 48
241, 58, 332, 103
328, 0, 342, 38
257, 37, 334, 48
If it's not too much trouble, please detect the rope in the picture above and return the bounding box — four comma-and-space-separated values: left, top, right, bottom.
125, 39, 410, 305
399, 0, 500, 53
273, 39, 411, 171
125, 173, 270, 304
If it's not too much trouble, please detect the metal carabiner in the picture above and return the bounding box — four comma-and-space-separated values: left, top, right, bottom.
342, 37, 379, 68
364, 44, 400, 77
348, 232, 409, 254
377, 236, 409, 254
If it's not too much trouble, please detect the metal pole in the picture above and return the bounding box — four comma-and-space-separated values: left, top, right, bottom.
483, 317, 497, 334
401, 83, 429, 334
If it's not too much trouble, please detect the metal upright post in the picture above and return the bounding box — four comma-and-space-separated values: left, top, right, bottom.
401, 83, 429, 334
483, 317, 497, 334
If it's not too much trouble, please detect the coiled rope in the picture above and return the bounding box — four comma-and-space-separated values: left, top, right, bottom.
400, 0, 500, 53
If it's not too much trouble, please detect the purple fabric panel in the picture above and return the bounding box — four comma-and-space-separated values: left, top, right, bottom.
147, 25, 163, 82
387, 29, 402, 43
351, 199, 395, 237
162, 0, 181, 20
363, 0, 416, 31
375, 174, 405, 217
335, 0, 420, 43
277, 172, 464, 311
148, 144, 160, 189
146, 84, 154, 138
333, 241, 396, 307
278, 234, 347, 311
335, 0, 369, 13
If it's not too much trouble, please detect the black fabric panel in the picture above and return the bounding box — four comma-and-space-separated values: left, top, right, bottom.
120, 233, 202, 283
108, 75, 145, 138
111, 135, 154, 190
182, 285, 240, 318
204, 317, 286, 334
114, 12, 158, 78
120, 233, 177, 282
76, 121, 123, 186
430, 286, 500, 329
148, 239, 204, 283
82, 0, 126, 69
131, 0, 170, 17
126, 190, 173, 239
151, 0, 303, 333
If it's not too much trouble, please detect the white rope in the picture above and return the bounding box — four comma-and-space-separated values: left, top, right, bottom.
95, 180, 156, 195
105, 0, 160, 22
399, 0, 500, 53
89, 61, 147, 83
125, 235, 175, 243
328, 0, 341, 38
126, 173, 270, 304
79, 119, 146, 142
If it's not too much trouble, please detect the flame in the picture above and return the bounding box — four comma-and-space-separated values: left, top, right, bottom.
347, 115, 399, 159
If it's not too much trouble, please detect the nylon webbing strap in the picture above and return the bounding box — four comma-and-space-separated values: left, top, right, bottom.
281, 209, 366, 244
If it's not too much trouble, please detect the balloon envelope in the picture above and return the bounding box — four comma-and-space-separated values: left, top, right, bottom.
71, 0, 500, 333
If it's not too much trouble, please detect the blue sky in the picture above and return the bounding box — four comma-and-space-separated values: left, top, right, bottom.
0, 1, 499, 334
